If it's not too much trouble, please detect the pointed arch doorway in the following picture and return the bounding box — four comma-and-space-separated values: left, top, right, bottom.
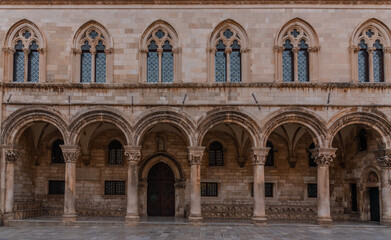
147, 162, 175, 216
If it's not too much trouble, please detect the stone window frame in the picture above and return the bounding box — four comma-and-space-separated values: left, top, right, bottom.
3, 19, 47, 82
103, 137, 126, 168
350, 19, 391, 83
102, 179, 127, 198
139, 20, 182, 83
204, 139, 227, 167
207, 19, 250, 83
274, 18, 320, 82
71, 21, 114, 83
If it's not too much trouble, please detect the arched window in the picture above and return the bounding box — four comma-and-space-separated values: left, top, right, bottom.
209, 141, 223, 166
351, 19, 391, 83
51, 139, 64, 164
265, 141, 274, 166
275, 18, 319, 82
108, 140, 123, 165
308, 142, 316, 167
358, 129, 368, 152
208, 20, 249, 83
3, 20, 46, 82
140, 21, 180, 83
72, 21, 113, 83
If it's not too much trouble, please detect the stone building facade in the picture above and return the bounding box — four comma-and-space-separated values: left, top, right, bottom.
0, 0, 391, 226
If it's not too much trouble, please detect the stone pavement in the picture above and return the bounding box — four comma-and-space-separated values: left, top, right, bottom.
0, 223, 391, 240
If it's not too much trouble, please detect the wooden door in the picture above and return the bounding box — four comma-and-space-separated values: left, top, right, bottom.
147, 162, 175, 216
369, 187, 380, 222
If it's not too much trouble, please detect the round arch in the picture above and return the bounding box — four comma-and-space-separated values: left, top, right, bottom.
133, 108, 196, 147
327, 110, 391, 149
197, 108, 261, 147
1, 106, 69, 145
261, 108, 327, 147
69, 106, 132, 145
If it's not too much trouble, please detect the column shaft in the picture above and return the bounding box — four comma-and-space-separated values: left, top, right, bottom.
251, 147, 269, 225
375, 149, 391, 225
187, 146, 204, 223
124, 146, 141, 225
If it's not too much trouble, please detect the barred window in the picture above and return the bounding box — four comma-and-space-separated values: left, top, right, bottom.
81, 41, 92, 83
215, 40, 227, 83
28, 41, 39, 82
209, 141, 223, 166
51, 139, 64, 164
108, 140, 123, 165
373, 40, 384, 83
48, 180, 65, 194
297, 40, 309, 82
265, 141, 274, 166
105, 181, 125, 195
282, 40, 294, 82
358, 40, 369, 83
201, 182, 218, 197
13, 40, 25, 82
95, 40, 106, 83
308, 142, 316, 167
308, 183, 317, 198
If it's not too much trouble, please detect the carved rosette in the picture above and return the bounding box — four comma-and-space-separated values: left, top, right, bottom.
374, 149, 391, 168
5, 149, 19, 163
310, 148, 337, 166
187, 146, 205, 165
251, 147, 270, 165
60, 145, 80, 164
124, 146, 141, 165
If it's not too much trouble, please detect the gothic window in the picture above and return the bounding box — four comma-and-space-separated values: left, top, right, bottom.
141, 21, 180, 83
275, 19, 319, 82
308, 142, 317, 167
209, 141, 224, 166
51, 139, 65, 164
72, 21, 113, 83
358, 129, 368, 152
209, 20, 249, 83
108, 140, 123, 165
351, 19, 391, 82
265, 141, 274, 166
4, 20, 46, 82
104, 181, 125, 195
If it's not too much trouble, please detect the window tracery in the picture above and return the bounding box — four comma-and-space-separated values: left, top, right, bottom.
3, 20, 46, 82
208, 20, 249, 83
72, 21, 113, 83
351, 20, 390, 83
275, 18, 319, 82
140, 21, 180, 83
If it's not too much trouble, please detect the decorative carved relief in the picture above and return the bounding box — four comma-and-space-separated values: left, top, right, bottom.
124, 146, 141, 164
187, 146, 205, 165
251, 147, 270, 165
5, 149, 19, 163
310, 148, 337, 166
60, 145, 80, 163
374, 149, 391, 167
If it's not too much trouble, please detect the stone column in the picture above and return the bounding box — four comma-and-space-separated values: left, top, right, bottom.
375, 149, 391, 226
4, 148, 19, 220
124, 146, 141, 225
60, 145, 80, 224
251, 147, 270, 225
311, 148, 336, 225
187, 146, 205, 223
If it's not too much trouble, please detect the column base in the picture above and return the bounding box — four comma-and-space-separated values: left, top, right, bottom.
2, 213, 14, 226
381, 217, 391, 226
252, 216, 267, 226
316, 217, 333, 226
62, 214, 77, 225
125, 214, 140, 226
188, 214, 203, 224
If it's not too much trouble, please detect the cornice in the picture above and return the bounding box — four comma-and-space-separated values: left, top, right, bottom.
1, 0, 391, 5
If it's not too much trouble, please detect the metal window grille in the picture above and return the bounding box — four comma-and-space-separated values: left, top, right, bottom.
201, 182, 218, 197
308, 183, 317, 198
105, 181, 125, 195
48, 180, 65, 194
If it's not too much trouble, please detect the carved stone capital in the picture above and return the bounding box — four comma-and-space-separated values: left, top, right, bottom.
225, 47, 232, 54
375, 149, 391, 168
2, 47, 14, 54
104, 48, 114, 54
23, 48, 30, 55
207, 47, 216, 54
310, 148, 337, 166
157, 48, 163, 54
308, 46, 320, 53
124, 146, 141, 165
72, 48, 82, 54
139, 48, 148, 54
187, 146, 205, 165
384, 47, 391, 54
349, 45, 360, 53
174, 179, 186, 189
60, 145, 80, 164
273, 45, 284, 53
38, 48, 46, 54
172, 47, 182, 54
367, 47, 376, 54
292, 47, 300, 54
251, 147, 270, 165
5, 149, 19, 163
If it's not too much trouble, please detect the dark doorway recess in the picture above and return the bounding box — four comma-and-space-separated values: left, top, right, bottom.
147, 162, 175, 216
369, 187, 380, 222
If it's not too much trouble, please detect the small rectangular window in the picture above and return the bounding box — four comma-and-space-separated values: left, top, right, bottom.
48, 180, 65, 195
351, 183, 358, 211
308, 183, 317, 198
201, 182, 218, 197
105, 181, 125, 195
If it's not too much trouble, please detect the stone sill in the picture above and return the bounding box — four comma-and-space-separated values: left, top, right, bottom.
3, 82, 391, 90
